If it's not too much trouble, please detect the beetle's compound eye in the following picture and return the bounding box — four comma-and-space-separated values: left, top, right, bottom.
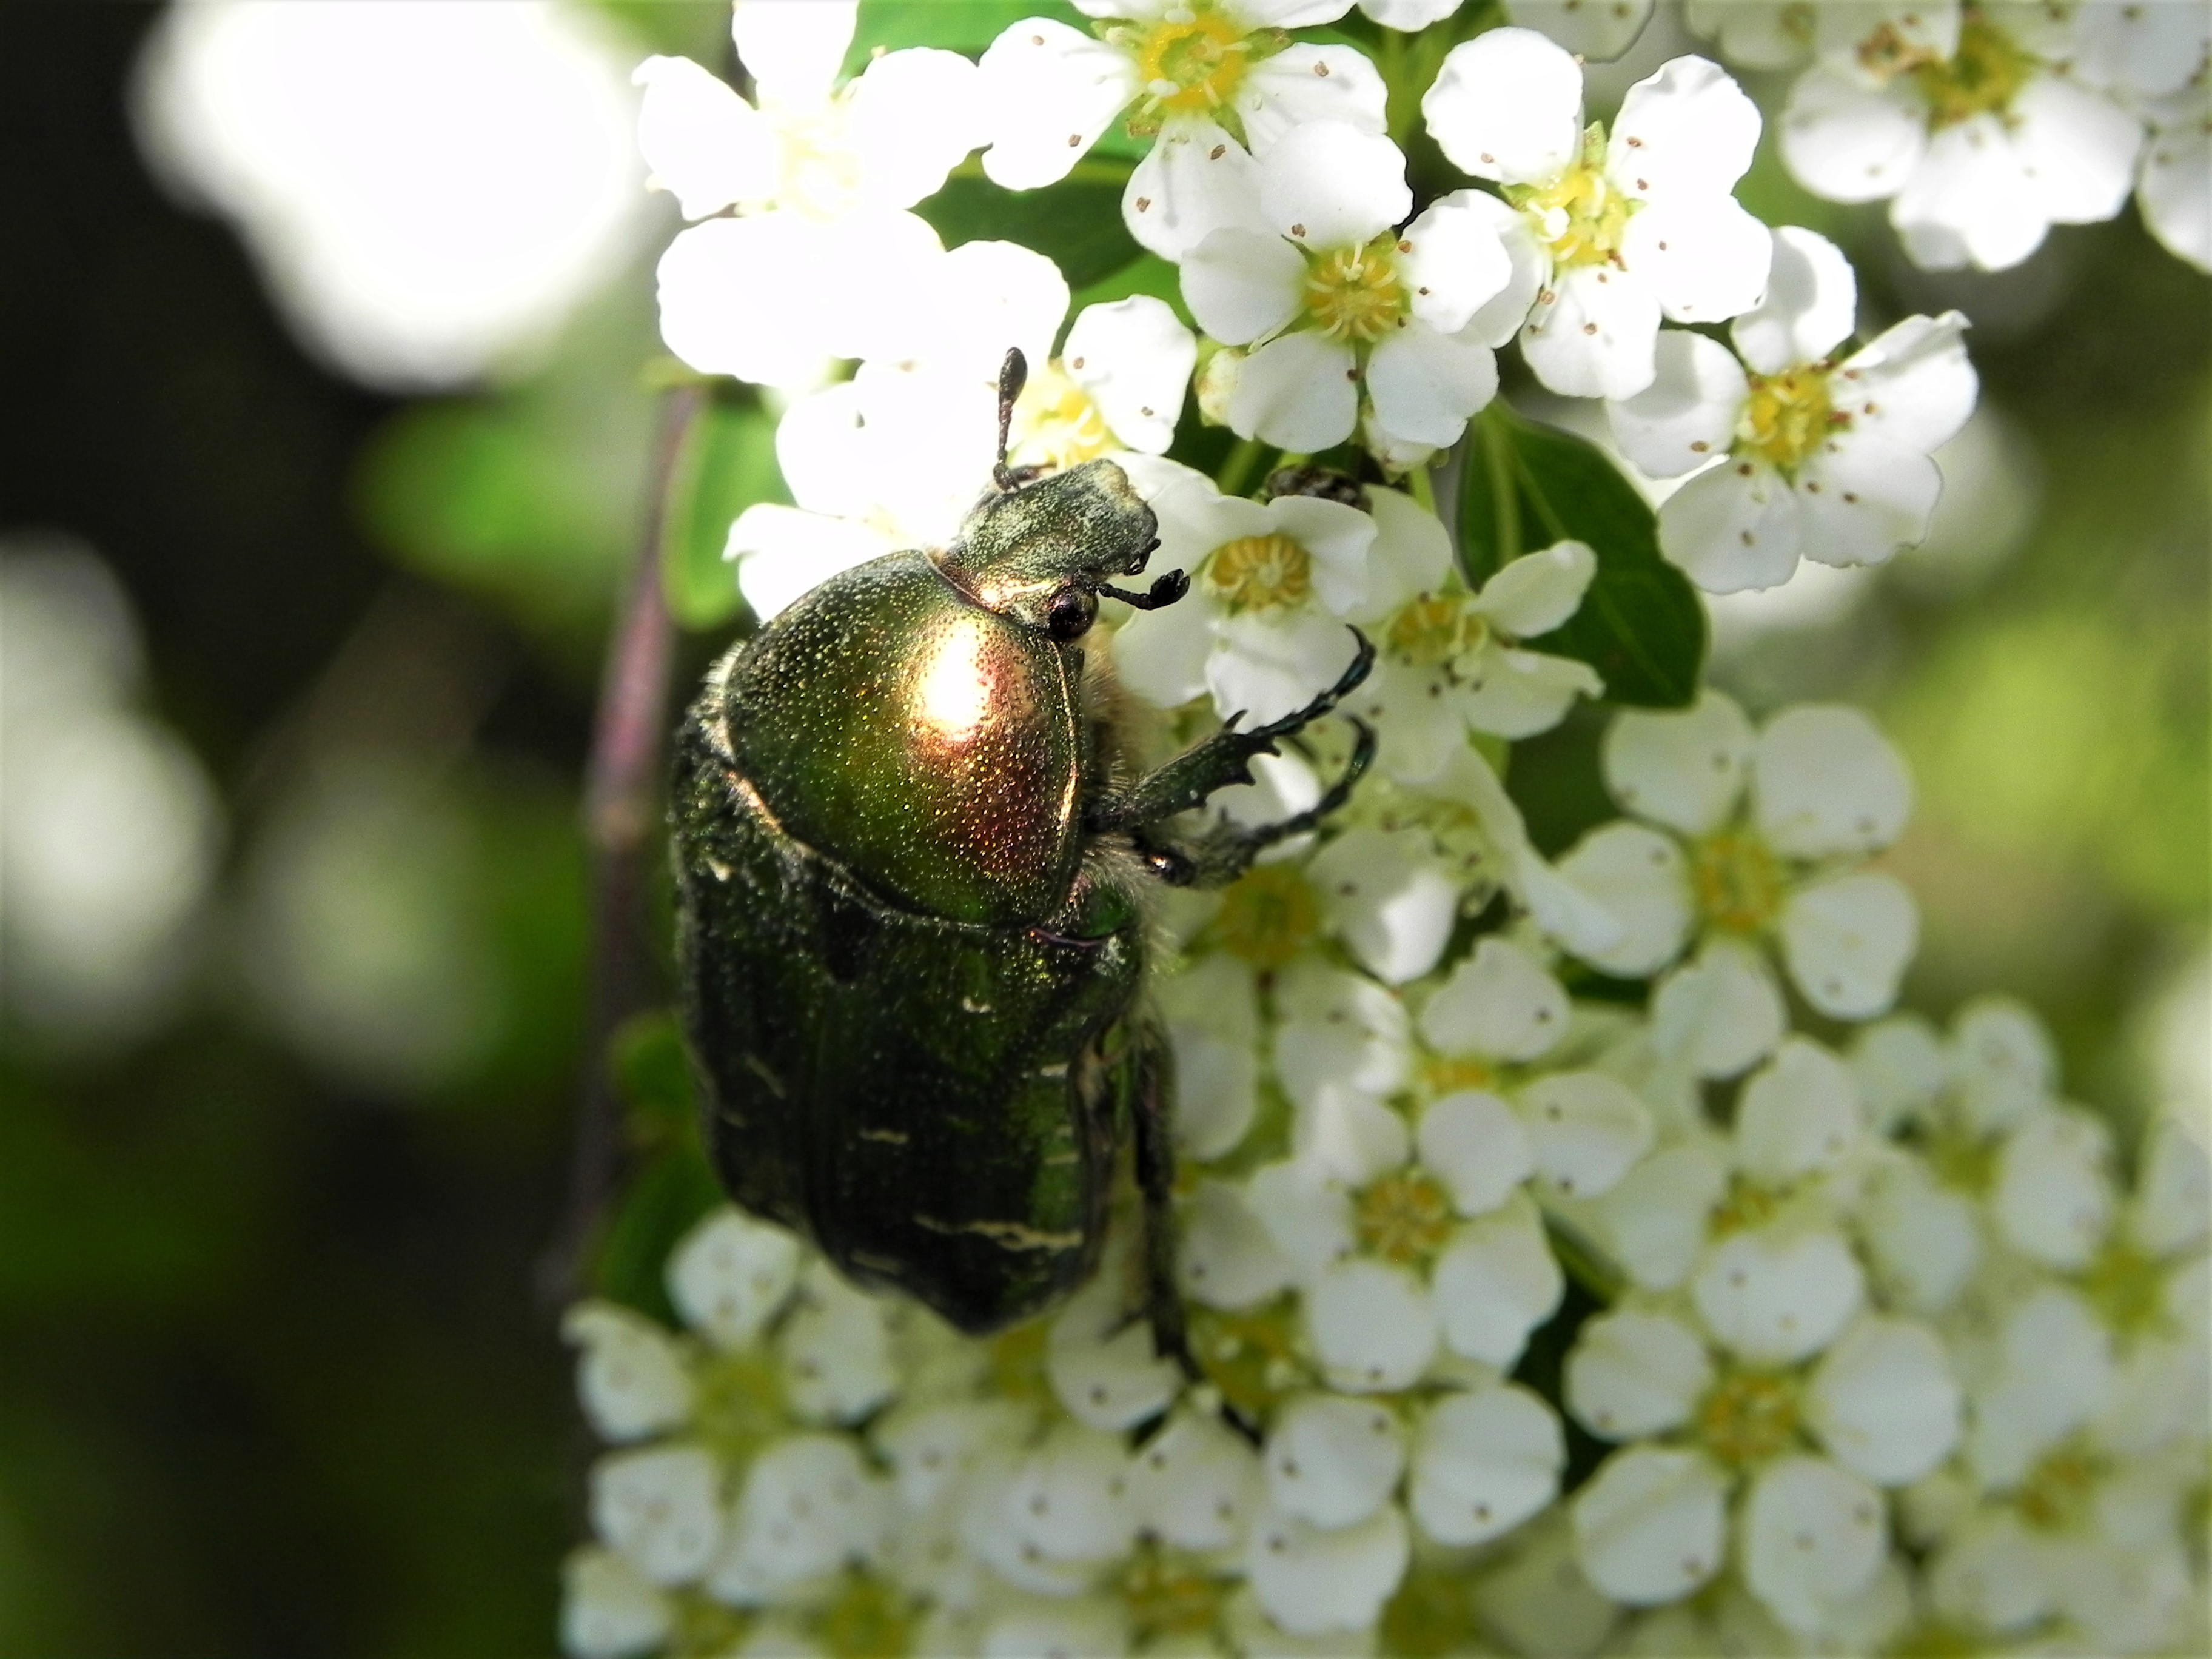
1045, 586, 1098, 642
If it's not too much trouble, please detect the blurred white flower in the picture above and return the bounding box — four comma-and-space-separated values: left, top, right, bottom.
1558, 692, 1919, 1053
1778, 1, 2152, 272
1683, 0, 1818, 70
979, 1, 1387, 259
1607, 227, 1977, 593
1181, 123, 1518, 452
136, 0, 643, 389
1423, 29, 1771, 399
2135, 72, 2212, 273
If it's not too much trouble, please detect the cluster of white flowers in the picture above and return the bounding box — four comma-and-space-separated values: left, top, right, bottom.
566, 3, 2211, 1654
1686, 0, 2212, 273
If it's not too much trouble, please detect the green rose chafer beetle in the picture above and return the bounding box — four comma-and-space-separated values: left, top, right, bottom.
672, 352, 1373, 1359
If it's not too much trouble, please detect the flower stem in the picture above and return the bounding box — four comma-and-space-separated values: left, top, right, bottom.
538, 383, 708, 1309
1216, 436, 1270, 498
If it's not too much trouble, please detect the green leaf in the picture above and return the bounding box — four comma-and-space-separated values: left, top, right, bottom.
1460, 404, 1705, 708
850, 0, 1091, 63
664, 398, 785, 631
592, 1145, 722, 1324
610, 1010, 697, 1138
916, 172, 1141, 294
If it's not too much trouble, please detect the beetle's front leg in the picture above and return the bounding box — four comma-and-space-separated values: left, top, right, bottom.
1130, 716, 1377, 888
1087, 629, 1375, 840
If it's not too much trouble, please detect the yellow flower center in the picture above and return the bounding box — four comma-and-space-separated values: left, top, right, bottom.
1423, 1053, 1498, 1096
1191, 1298, 1303, 1418
2016, 1443, 2103, 1532
1205, 532, 1312, 612
1691, 830, 1785, 934
2079, 1240, 2167, 1336
1381, 1566, 1484, 1659
1209, 863, 1321, 967
689, 1348, 788, 1466
1123, 1541, 1227, 1638
1708, 1173, 1784, 1236
1698, 1370, 1801, 1467
1507, 125, 1634, 268
1356, 1168, 1456, 1264
771, 101, 862, 220
1009, 360, 1114, 470
668, 1592, 755, 1657
1738, 366, 1838, 477
1923, 1122, 2001, 1195
816, 1572, 913, 1659
988, 1317, 1055, 1409
1305, 235, 1409, 343
1131, 5, 1255, 115
1913, 12, 2037, 128
1387, 592, 1486, 667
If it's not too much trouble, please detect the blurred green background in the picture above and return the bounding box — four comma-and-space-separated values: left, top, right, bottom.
0, 4, 2202, 1655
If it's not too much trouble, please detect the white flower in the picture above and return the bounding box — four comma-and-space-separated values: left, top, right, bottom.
1422, 29, 1771, 399
1558, 692, 1919, 1053
1409, 1382, 1567, 1547
1010, 296, 1199, 469
2136, 73, 2212, 273
1504, 0, 1654, 63
1608, 227, 1977, 592
979, 1, 1387, 259
1684, 0, 1818, 70
641, 3, 984, 384
1347, 493, 1603, 776
563, 1301, 696, 1441
1780, 2, 2147, 272
590, 1440, 724, 1586
667, 1205, 803, 1349
1111, 454, 1381, 726
1566, 1302, 1957, 1630
1244, 1500, 1409, 1636
561, 1546, 672, 1659
713, 1433, 892, 1601
1181, 123, 1517, 453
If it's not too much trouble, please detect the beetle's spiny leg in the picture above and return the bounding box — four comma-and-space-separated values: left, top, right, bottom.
1127, 1017, 1201, 1384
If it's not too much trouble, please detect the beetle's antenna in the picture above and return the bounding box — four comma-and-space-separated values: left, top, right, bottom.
993, 347, 1027, 490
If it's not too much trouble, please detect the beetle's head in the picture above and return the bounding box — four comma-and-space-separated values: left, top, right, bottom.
931, 350, 1187, 643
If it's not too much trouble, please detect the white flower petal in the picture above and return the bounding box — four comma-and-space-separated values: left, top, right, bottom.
728, 1434, 889, 1592
1228, 330, 1361, 452
1685, 0, 1815, 69
1735, 1036, 1863, 1182
1778, 871, 1918, 1020
1245, 1503, 1410, 1637
1691, 1227, 1863, 1364
977, 18, 1139, 190
1951, 994, 2058, 1132
1238, 44, 1389, 155
1433, 1196, 1565, 1367
1418, 1091, 1538, 1216
1566, 1307, 1712, 1439
1460, 192, 1551, 347
1968, 1284, 2113, 1487
1595, 1139, 1729, 1292
1848, 1014, 1948, 1133
1792, 433, 1942, 568
1262, 493, 1379, 617
1125, 117, 1272, 261
1572, 1446, 1729, 1604
1210, 606, 1366, 726
1247, 1157, 1356, 1274
1410, 1384, 1565, 1546
1806, 1315, 1961, 1486
1657, 455, 1805, 592
1521, 262, 1664, 400
1366, 320, 1499, 448
1992, 1108, 2115, 1270
1310, 827, 1460, 987
563, 1302, 695, 1444
562, 1547, 672, 1659
780, 1266, 898, 1423
1856, 1153, 1981, 1316
1476, 538, 1597, 638
666, 1207, 803, 1350
1423, 28, 1586, 187
1606, 329, 1746, 479
979, 1601, 1127, 1659
1111, 575, 1215, 708
656, 215, 828, 386
1891, 115, 2049, 273
1267, 1393, 1405, 1528
633, 56, 776, 220
1307, 1258, 1440, 1392
2140, 111, 2212, 272
731, 0, 854, 106
592, 1442, 723, 1586
728, 503, 894, 623
1753, 704, 1912, 858
1164, 963, 1261, 1161
2068, 1, 2212, 97
1461, 645, 1603, 740
1292, 1076, 1412, 1182
1398, 190, 1514, 333
1651, 939, 1788, 1081
1622, 193, 1772, 327
1064, 297, 1195, 455
850, 47, 985, 211
1047, 1272, 1182, 1431
1130, 1408, 1263, 1552
2009, 71, 2143, 225
1513, 0, 1655, 62
1604, 689, 1753, 835
1780, 68, 1928, 204
1354, 486, 1453, 622
1555, 822, 1695, 977
874, 1398, 1027, 1515
1607, 53, 1760, 202
1520, 1071, 1655, 1200
1182, 1176, 1295, 1309
1730, 225, 1857, 374
1833, 310, 1977, 456
1000, 1424, 1138, 1566
1419, 936, 1570, 1062
1258, 119, 1409, 251
2132, 1115, 2210, 1258
1740, 1455, 1886, 1635
1475, 1515, 1624, 1656
1928, 1513, 2054, 1634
